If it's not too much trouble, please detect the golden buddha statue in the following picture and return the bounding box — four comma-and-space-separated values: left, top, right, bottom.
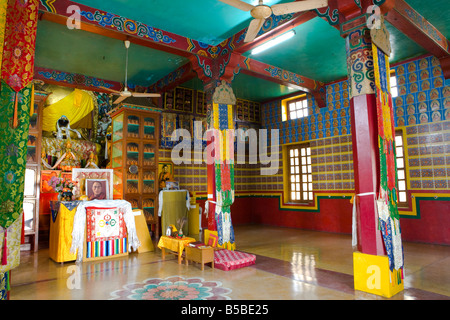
59, 140, 81, 171
85, 151, 99, 169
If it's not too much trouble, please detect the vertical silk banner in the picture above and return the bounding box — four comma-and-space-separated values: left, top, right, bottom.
212, 103, 235, 249
1, 0, 39, 92
372, 43, 404, 277
0, 0, 39, 277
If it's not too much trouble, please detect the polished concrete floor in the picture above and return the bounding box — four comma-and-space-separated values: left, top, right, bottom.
9, 225, 450, 300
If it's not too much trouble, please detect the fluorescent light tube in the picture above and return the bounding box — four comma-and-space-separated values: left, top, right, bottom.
251, 30, 296, 55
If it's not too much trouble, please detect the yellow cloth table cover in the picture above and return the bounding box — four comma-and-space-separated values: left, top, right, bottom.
157, 236, 195, 264
49, 201, 78, 263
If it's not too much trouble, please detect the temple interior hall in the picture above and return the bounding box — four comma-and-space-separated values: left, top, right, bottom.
0, 0, 449, 302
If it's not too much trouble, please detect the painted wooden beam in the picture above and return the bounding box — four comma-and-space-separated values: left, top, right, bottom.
34, 66, 123, 92
438, 56, 450, 79
385, 0, 450, 59
148, 62, 197, 93
240, 56, 322, 92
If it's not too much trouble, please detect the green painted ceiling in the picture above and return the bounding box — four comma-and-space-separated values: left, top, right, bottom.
33, 0, 449, 102
243, 16, 347, 83
35, 19, 189, 87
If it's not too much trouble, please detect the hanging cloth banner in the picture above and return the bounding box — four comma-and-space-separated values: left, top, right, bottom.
0, 81, 32, 229
0, 0, 39, 92
0, 212, 23, 272
211, 103, 236, 247
0, 0, 38, 130
372, 42, 404, 273
42, 89, 95, 132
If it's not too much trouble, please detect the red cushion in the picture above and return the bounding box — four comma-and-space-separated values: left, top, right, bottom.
214, 249, 256, 271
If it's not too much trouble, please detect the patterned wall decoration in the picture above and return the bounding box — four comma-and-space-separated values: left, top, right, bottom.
159, 149, 270, 196
259, 54, 450, 206
310, 135, 354, 191
393, 56, 447, 126
404, 121, 450, 190
391, 55, 450, 191
261, 82, 352, 146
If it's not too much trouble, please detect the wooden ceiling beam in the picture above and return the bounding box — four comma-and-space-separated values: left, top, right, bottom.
238, 56, 326, 107
148, 62, 197, 93
34, 66, 124, 93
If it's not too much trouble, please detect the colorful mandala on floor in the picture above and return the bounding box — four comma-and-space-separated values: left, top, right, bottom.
109, 277, 232, 300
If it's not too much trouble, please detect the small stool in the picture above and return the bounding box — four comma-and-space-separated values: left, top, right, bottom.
185, 246, 214, 270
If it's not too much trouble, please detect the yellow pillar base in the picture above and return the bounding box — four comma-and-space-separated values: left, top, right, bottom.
353, 251, 404, 298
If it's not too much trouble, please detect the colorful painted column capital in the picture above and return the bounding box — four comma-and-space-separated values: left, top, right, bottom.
345, 28, 376, 100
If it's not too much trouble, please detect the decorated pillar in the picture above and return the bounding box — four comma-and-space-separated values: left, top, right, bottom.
190, 54, 237, 250
0, 0, 39, 300
343, 12, 404, 297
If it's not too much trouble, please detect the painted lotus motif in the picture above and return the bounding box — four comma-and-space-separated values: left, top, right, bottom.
110, 277, 232, 300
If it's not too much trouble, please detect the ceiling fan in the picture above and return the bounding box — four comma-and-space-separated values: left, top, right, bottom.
219, 0, 328, 43
101, 40, 161, 104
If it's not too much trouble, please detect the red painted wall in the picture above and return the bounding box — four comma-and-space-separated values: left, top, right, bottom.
400, 200, 450, 245
245, 197, 353, 234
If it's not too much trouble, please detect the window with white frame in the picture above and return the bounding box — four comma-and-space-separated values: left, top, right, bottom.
395, 131, 407, 205
287, 143, 313, 202
390, 70, 398, 98
282, 95, 308, 122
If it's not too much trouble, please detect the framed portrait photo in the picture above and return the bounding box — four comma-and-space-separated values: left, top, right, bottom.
158, 161, 174, 191
72, 168, 114, 199
86, 179, 109, 200
165, 181, 179, 190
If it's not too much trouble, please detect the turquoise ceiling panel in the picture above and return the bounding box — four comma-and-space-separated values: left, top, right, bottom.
75, 0, 294, 45
243, 17, 347, 83
231, 72, 300, 101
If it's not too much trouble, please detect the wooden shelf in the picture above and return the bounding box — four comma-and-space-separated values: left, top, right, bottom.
110, 105, 161, 238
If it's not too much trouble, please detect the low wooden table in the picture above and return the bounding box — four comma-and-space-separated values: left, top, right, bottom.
185, 246, 214, 270
157, 236, 196, 264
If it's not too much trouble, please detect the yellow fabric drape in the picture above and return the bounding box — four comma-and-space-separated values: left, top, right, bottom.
49, 203, 77, 263
160, 191, 189, 237
42, 89, 94, 132
0, 0, 7, 65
